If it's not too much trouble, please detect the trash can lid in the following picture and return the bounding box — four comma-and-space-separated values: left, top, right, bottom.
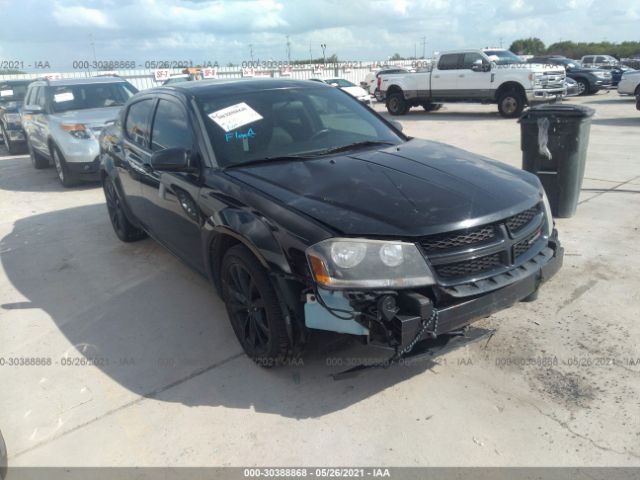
519, 104, 596, 120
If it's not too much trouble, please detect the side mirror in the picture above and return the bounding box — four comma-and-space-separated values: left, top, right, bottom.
150, 147, 198, 173
471, 59, 484, 72
389, 119, 403, 132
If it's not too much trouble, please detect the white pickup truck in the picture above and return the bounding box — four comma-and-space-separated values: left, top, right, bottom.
379, 49, 566, 118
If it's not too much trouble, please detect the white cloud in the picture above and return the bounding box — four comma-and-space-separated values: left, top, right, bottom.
52, 4, 114, 28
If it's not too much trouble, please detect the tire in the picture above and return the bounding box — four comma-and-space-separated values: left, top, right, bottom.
576, 79, 589, 96
1, 126, 19, 155
51, 144, 79, 187
634, 85, 640, 97
386, 92, 409, 116
103, 176, 147, 242
497, 90, 525, 118
27, 139, 49, 169
221, 244, 291, 367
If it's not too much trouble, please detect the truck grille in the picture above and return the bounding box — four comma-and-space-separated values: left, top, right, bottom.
421, 203, 546, 285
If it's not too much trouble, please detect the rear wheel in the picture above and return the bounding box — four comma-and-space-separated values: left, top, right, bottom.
27, 139, 48, 169
221, 244, 291, 367
497, 90, 525, 118
1, 126, 20, 155
386, 92, 409, 116
103, 176, 147, 242
51, 145, 78, 187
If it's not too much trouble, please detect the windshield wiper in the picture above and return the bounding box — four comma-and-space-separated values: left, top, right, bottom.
312, 140, 396, 156
224, 154, 316, 169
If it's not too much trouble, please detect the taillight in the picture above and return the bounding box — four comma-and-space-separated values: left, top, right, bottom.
377, 76, 382, 90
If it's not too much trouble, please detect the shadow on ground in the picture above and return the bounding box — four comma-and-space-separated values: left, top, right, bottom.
0, 152, 99, 193
1, 204, 483, 419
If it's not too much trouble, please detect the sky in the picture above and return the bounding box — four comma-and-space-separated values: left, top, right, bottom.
0, 0, 638, 71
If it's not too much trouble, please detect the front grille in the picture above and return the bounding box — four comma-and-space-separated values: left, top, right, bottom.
420, 225, 495, 252
514, 229, 542, 258
421, 203, 545, 285
505, 205, 538, 234
434, 253, 502, 279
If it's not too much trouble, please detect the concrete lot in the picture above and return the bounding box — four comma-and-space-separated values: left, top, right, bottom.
0, 93, 638, 467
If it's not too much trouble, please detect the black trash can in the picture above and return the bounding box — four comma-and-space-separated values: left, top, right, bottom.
519, 104, 595, 218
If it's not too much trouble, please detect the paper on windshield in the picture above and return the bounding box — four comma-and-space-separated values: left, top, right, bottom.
0, 90, 13, 97
54, 92, 74, 103
208, 102, 263, 132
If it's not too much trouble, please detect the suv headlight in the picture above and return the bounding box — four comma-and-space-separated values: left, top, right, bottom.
306, 238, 435, 289
542, 190, 554, 236
61, 123, 92, 139
5, 113, 21, 124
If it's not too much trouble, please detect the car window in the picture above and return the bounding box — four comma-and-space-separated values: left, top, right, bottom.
125, 99, 155, 148
596, 56, 605, 63
438, 54, 461, 70
197, 86, 401, 167
461, 52, 485, 69
150, 99, 193, 152
35, 87, 46, 108
0, 83, 28, 102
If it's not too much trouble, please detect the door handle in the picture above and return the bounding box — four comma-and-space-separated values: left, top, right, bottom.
458, 74, 465, 77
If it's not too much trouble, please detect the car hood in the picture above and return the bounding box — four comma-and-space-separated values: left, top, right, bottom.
226, 139, 542, 237
50, 106, 122, 128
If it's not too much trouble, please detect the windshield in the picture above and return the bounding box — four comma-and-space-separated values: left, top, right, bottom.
197, 85, 403, 168
483, 50, 523, 65
0, 83, 29, 103
50, 82, 137, 113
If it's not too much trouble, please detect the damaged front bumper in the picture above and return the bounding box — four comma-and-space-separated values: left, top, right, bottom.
305, 234, 563, 354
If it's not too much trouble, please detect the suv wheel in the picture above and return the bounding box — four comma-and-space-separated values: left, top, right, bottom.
51, 145, 78, 187
221, 244, 291, 367
576, 79, 589, 96
27, 140, 49, 169
0, 429, 6, 480
497, 91, 525, 118
386, 93, 409, 116
103, 176, 147, 242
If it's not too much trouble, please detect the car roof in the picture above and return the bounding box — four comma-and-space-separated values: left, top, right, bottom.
160, 78, 331, 96
31, 76, 128, 87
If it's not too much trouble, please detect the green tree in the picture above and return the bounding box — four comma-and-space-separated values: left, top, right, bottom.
510, 37, 546, 55
390, 53, 404, 60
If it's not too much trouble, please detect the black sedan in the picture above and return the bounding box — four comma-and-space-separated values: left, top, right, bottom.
0, 80, 31, 154
99, 79, 562, 366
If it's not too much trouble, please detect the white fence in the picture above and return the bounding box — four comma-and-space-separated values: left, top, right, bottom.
0, 61, 425, 91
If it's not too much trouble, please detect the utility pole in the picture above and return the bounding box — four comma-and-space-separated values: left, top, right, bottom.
420, 36, 426, 59
286, 35, 291, 64
89, 33, 97, 69
414, 43, 417, 60
499, 37, 503, 48
309, 41, 312, 66
321, 43, 327, 65
249, 44, 254, 63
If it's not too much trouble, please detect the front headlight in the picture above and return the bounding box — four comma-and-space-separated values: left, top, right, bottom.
542, 190, 554, 236
5, 113, 21, 124
306, 238, 436, 289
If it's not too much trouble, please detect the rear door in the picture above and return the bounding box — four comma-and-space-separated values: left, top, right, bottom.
25, 86, 48, 154
142, 95, 204, 271
119, 97, 156, 221
431, 54, 463, 98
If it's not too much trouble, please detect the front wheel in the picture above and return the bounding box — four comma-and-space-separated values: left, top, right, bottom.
576, 79, 590, 96
103, 176, 147, 242
51, 145, 78, 187
221, 244, 291, 367
497, 91, 525, 118
1, 126, 21, 155
386, 92, 408, 116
